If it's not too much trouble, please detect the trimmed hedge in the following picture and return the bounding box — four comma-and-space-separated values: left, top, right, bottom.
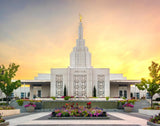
42, 101, 118, 109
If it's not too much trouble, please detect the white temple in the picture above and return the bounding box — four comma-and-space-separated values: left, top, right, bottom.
20, 17, 139, 99
50, 17, 110, 97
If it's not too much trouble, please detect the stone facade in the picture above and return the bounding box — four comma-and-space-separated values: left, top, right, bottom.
50, 19, 111, 97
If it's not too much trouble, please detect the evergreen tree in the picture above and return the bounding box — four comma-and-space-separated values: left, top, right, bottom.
64, 85, 66, 96
93, 86, 96, 97
0, 63, 21, 105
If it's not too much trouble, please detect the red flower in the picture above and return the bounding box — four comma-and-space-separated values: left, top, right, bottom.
66, 103, 69, 106
76, 103, 78, 106
87, 102, 91, 105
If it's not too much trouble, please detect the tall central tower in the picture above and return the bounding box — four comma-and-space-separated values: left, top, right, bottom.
70, 16, 91, 68
51, 16, 110, 98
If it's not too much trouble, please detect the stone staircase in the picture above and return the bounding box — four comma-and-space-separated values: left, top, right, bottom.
133, 100, 151, 112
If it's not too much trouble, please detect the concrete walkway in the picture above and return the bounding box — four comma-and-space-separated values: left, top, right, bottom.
4, 112, 150, 126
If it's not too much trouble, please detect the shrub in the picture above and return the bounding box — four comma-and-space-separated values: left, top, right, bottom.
51, 97, 56, 100
0, 103, 7, 106
0, 113, 5, 123
16, 99, 24, 106
149, 113, 160, 124
118, 100, 126, 106
64, 96, 70, 100
106, 97, 109, 101
0, 106, 14, 110
153, 103, 159, 106
122, 97, 126, 100
127, 99, 136, 104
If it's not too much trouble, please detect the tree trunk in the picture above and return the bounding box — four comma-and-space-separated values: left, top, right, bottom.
151, 96, 153, 108
6, 95, 9, 106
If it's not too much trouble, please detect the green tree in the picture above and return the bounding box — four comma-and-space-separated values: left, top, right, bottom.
64, 85, 66, 96
93, 86, 96, 97
0, 63, 21, 105
136, 61, 160, 108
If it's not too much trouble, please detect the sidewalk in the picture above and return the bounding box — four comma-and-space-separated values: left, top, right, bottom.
4, 112, 150, 126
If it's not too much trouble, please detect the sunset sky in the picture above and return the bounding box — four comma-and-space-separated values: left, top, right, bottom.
0, 0, 160, 80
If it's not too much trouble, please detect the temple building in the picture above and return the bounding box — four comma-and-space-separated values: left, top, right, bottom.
19, 17, 139, 99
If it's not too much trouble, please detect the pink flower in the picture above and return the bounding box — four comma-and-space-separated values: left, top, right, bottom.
123, 103, 134, 108
24, 103, 36, 108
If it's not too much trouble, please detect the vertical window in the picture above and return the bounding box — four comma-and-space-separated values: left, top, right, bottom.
119, 90, 123, 97
130, 93, 133, 98
28, 92, 30, 98
21, 92, 24, 99
124, 90, 127, 98
38, 90, 41, 98
136, 93, 139, 99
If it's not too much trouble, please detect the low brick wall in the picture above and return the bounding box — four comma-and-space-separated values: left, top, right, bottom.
42, 100, 118, 109
0, 109, 20, 117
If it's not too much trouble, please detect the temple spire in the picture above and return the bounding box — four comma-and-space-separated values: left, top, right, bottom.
79, 14, 82, 22
78, 14, 83, 39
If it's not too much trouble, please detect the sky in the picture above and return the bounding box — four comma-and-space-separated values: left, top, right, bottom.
0, 0, 160, 80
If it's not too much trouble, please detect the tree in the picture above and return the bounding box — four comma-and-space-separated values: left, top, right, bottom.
136, 61, 160, 108
93, 86, 96, 97
64, 85, 66, 96
0, 63, 21, 105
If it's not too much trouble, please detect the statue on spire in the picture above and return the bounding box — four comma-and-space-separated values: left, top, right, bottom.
79, 14, 82, 22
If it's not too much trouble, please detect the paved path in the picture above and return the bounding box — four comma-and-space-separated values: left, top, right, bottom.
4, 112, 149, 126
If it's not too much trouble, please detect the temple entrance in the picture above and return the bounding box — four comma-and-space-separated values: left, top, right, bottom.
118, 86, 127, 98
73, 74, 87, 97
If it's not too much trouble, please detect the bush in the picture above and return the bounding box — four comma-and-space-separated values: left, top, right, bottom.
0, 113, 5, 123
149, 113, 160, 124
122, 97, 126, 100
16, 99, 24, 106
64, 96, 70, 100
0, 103, 7, 106
118, 100, 126, 106
153, 103, 159, 106
118, 99, 136, 106
127, 99, 136, 104
51, 97, 56, 100
0, 106, 14, 110
106, 97, 109, 101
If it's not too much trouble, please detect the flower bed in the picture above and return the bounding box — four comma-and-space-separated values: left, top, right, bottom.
0, 113, 9, 126
123, 102, 134, 112
147, 113, 160, 125
24, 103, 36, 112
0, 106, 20, 117
0, 109, 20, 117
50, 102, 109, 119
